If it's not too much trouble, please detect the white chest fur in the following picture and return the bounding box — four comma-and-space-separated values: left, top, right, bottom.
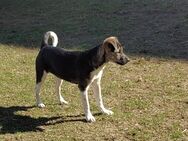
90, 65, 106, 83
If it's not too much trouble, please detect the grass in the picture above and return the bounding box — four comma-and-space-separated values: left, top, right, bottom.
0, 0, 188, 140
0, 45, 188, 141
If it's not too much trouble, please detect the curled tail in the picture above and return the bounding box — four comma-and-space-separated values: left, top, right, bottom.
41, 31, 58, 49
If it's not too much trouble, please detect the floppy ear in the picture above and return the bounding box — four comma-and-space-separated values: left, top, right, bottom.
108, 43, 115, 52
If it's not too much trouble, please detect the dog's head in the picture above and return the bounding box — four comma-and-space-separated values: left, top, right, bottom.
102, 37, 130, 65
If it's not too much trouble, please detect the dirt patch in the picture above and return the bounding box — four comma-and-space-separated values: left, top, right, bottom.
0, 0, 188, 60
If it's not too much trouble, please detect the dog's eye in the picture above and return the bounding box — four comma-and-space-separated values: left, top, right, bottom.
108, 43, 115, 52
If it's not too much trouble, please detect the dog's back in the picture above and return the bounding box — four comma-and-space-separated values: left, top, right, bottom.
38, 47, 82, 83
36, 31, 103, 84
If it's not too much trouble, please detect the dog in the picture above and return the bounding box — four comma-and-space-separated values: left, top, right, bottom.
35, 31, 130, 122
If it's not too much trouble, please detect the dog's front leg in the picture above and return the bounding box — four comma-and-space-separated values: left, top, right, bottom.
92, 79, 113, 115
80, 87, 96, 122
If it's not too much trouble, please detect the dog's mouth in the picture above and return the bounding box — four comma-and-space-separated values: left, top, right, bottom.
116, 59, 130, 65
116, 61, 126, 65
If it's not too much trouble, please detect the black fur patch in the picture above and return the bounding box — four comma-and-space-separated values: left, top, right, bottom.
35, 45, 106, 91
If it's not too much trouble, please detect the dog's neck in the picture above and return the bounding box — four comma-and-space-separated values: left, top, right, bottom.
88, 44, 106, 70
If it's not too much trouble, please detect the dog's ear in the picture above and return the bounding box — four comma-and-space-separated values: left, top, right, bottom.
103, 37, 118, 52
108, 43, 115, 52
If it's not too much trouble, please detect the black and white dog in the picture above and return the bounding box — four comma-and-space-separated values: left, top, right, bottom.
35, 31, 129, 122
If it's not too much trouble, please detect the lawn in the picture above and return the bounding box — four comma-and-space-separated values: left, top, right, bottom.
0, 0, 188, 141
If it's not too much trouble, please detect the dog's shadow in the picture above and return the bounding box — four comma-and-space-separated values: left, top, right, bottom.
0, 106, 102, 134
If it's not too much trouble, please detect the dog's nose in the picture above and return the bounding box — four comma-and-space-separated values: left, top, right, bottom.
124, 55, 130, 62
120, 57, 124, 61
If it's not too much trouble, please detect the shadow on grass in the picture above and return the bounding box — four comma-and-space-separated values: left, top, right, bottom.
0, 106, 101, 134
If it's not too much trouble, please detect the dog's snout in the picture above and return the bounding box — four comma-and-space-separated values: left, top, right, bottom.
116, 54, 129, 65
122, 54, 130, 62
126, 56, 130, 62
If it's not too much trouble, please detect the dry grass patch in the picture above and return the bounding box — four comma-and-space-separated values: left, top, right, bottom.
0, 45, 188, 140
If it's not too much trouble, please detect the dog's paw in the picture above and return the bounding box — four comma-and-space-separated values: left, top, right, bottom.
37, 103, 46, 108
86, 113, 96, 122
60, 99, 68, 105
101, 109, 114, 115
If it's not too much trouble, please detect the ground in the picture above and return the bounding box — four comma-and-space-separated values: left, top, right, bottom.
0, 0, 188, 141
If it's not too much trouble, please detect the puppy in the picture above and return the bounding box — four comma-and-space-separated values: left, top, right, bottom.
35, 31, 129, 122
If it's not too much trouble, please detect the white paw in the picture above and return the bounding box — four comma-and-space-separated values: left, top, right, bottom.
37, 103, 45, 108
60, 99, 68, 105
86, 113, 96, 122
101, 109, 114, 115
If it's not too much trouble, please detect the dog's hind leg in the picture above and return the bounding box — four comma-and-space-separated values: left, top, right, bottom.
55, 77, 68, 105
92, 79, 113, 115
35, 71, 47, 108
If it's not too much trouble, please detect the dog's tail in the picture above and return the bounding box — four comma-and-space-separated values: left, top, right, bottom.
41, 31, 58, 49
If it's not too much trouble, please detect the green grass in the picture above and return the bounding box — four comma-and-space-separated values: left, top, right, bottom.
0, 0, 188, 140
0, 45, 188, 141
